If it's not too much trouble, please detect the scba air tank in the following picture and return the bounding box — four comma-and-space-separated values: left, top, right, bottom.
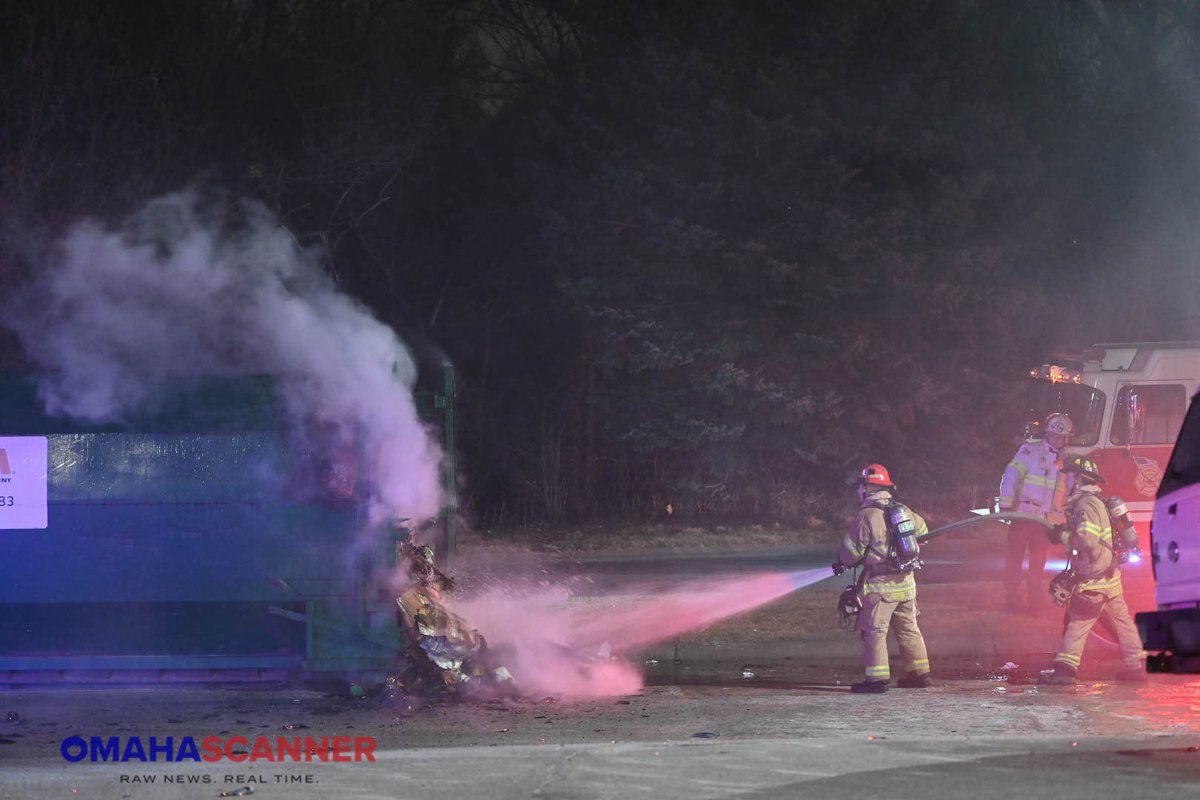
1104, 496, 1143, 565
886, 503, 923, 572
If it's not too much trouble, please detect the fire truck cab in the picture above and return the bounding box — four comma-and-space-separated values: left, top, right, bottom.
1024, 342, 1200, 527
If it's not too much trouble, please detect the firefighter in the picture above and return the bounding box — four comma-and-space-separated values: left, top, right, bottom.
1039, 456, 1146, 685
837, 463, 932, 694
998, 412, 1071, 612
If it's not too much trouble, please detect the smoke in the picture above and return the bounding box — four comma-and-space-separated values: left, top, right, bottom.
3, 189, 441, 520
448, 568, 829, 697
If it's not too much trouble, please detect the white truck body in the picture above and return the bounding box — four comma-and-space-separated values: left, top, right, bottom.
1137, 390, 1200, 671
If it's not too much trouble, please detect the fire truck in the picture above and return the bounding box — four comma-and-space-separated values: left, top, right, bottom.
1024, 341, 1200, 527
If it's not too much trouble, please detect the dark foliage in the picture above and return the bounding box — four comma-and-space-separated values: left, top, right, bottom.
3, 0, 1200, 525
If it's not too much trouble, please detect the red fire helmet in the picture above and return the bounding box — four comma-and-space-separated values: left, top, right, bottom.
858, 463, 895, 488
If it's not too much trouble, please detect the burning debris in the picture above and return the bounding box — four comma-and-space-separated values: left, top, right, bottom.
393, 541, 515, 696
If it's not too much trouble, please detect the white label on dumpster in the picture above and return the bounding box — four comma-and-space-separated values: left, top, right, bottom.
0, 436, 48, 529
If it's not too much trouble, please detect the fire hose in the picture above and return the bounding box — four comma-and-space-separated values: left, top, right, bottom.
833, 512, 1056, 633
833, 511, 1052, 577
920, 511, 1135, 650
835, 511, 1131, 649
917, 511, 1054, 542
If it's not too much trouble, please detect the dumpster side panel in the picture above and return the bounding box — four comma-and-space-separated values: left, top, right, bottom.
0, 377, 384, 674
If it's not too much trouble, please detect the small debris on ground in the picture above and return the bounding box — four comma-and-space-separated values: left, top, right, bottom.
691, 732, 720, 739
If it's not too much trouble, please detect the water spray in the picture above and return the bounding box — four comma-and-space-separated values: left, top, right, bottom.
449, 567, 834, 697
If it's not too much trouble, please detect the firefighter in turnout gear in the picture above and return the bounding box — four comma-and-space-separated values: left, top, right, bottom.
998, 412, 1071, 612
837, 464, 932, 694
1039, 456, 1146, 686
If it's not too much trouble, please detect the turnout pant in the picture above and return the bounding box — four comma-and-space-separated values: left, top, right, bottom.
1005, 523, 1049, 603
1054, 591, 1144, 671
859, 593, 930, 681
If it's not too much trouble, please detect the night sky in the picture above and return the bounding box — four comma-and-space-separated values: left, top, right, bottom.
3, 0, 1200, 524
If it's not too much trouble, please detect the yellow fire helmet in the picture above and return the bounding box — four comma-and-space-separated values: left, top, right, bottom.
1062, 455, 1104, 484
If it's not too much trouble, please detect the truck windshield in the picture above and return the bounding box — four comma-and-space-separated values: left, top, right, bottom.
1159, 394, 1200, 497
1025, 380, 1105, 447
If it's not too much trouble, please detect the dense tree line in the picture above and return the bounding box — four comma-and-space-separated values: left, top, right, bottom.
3, 0, 1200, 526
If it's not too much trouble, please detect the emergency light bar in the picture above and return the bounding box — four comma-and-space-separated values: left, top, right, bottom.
1029, 364, 1083, 384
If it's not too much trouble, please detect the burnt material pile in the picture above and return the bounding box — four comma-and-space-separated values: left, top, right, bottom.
393, 542, 515, 696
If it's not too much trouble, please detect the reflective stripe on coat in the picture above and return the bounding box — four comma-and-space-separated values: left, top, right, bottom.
999, 439, 1065, 523
1055, 488, 1122, 596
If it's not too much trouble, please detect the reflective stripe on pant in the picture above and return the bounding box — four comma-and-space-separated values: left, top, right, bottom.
859, 592, 930, 681
1005, 523, 1049, 600
1054, 591, 1145, 670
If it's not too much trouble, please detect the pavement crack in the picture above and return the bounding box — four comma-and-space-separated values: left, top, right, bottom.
531, 746, 588, 798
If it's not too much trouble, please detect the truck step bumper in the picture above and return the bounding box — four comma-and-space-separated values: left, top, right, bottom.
1137, 607, 1200, 672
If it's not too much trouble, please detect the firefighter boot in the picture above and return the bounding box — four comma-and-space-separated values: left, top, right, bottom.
896, 671, 933, 688
1038, 663, 1077, 686
850, 679, 889, 694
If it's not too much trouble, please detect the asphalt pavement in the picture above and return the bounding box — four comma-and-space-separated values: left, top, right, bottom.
3, 680, 1200, 799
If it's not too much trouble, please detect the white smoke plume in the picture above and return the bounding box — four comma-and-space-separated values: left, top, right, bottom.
4, 189, 441, 521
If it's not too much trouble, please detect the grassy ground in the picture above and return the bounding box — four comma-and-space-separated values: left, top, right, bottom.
460, 516, 1000, 556
460, 521, 835, 555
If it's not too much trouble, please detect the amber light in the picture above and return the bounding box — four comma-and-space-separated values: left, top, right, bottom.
1029, 363, 1083, 384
